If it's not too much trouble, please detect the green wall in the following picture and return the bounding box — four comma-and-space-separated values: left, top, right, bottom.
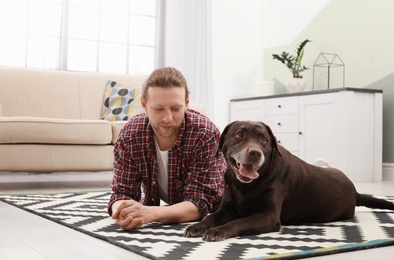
367, 74, 394, 163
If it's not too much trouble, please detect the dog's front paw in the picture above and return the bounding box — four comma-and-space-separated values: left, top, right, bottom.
202, 227, 235, 242
183, 222, 209, 238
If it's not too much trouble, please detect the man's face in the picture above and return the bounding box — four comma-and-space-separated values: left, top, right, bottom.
141, 86, 188, 139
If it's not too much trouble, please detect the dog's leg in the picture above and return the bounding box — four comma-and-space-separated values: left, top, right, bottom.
201, 213, 281, 242
183, 205, 239, 238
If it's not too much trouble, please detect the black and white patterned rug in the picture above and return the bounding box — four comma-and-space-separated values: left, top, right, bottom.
1, 191, 394, 260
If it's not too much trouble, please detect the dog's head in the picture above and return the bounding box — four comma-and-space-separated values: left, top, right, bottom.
218, 121, 281, 183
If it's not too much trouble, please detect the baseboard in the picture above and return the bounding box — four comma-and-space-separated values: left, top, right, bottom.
382, 163, 394, 181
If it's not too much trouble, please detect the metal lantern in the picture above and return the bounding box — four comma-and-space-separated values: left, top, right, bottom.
313, 53, 345, 90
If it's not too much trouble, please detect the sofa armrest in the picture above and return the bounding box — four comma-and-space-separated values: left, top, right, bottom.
111, 121, 127, 144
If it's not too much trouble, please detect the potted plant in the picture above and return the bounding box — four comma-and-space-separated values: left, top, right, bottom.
272, 39, 311, 92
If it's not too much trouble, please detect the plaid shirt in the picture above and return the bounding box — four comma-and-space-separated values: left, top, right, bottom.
108, 109, 226, 218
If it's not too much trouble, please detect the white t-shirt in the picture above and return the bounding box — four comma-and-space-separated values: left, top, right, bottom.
154, 140, 169, 204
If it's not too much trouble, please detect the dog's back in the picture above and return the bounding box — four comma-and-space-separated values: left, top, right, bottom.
272, 147, 358, 224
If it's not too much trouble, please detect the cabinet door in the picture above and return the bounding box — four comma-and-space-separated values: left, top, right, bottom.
298, 93, 340, 167
230, 99, 264, 122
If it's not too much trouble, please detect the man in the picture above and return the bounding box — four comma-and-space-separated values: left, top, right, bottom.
108, 67, 226, 230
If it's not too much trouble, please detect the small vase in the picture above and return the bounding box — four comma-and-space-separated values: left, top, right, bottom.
284, 78, 306, 93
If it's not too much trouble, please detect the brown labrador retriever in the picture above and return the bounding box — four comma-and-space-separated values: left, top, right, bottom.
184, 121, 394, 242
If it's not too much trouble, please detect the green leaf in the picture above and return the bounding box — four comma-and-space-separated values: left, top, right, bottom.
272, 39, 311, 78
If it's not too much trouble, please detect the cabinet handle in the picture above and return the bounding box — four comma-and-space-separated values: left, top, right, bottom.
299, 132, 302, 135
278, 105, 282, 108
278, 122, 281, 126
278, 140, 281, 144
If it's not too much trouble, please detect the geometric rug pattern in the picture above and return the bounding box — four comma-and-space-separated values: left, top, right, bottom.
1, 191, 394, 260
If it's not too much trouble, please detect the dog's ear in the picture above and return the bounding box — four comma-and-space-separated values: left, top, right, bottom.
261, 122, 282, 157
217, 121, 238, 155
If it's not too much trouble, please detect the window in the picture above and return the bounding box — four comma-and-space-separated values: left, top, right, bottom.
0, 0, 157, 75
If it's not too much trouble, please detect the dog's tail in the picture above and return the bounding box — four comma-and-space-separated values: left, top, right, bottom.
356, 194, 394, 210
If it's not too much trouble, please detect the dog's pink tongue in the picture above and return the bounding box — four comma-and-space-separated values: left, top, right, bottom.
239, 164, 259, 179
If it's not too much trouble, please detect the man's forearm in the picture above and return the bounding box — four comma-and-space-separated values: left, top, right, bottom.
153, 201, 201, 223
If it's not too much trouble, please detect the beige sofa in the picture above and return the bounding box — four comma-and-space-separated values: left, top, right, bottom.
0, 66, 147, 172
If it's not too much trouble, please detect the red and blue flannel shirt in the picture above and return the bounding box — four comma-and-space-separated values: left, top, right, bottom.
107, 109, 227, 218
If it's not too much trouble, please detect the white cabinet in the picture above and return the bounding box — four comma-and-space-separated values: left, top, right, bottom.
230, 99, 264, 121
230, 88, 383, 182
263, 97, 300, 156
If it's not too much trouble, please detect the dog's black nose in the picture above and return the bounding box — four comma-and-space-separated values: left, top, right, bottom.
249, 150, 262, 159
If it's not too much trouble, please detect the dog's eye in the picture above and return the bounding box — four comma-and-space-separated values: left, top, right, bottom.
235, 132, 244, 138
262, 137, 268, 144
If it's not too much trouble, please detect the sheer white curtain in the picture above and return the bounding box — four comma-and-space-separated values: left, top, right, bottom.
157, 0, 213, 117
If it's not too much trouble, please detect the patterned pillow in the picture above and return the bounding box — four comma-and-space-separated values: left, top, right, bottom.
101, 80, 144, 121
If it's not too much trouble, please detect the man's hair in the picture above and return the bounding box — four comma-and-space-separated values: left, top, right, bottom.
141, 67, 190, 100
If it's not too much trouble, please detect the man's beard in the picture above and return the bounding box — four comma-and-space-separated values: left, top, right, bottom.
151, 122, 182, 138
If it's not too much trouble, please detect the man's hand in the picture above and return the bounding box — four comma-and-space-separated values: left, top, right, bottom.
111, 200, 201, 230
111, 200, 156, 230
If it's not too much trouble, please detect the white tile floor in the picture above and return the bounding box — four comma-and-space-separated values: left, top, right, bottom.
0, 171, 394, 260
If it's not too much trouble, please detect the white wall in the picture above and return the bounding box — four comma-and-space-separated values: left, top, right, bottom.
210, 0, 329, 130
262, 0, 330, 49
211, 0, 263, 130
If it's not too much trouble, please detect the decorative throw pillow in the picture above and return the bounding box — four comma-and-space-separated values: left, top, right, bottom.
101, 80, 144, 122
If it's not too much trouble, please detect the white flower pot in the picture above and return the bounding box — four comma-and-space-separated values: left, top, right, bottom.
284, 78, 306, 93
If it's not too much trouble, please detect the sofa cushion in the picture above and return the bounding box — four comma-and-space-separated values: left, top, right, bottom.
0, 67, 81, 119
0, 117, 112, 145
0, 144, 114, 172
101, 80, 144, 122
